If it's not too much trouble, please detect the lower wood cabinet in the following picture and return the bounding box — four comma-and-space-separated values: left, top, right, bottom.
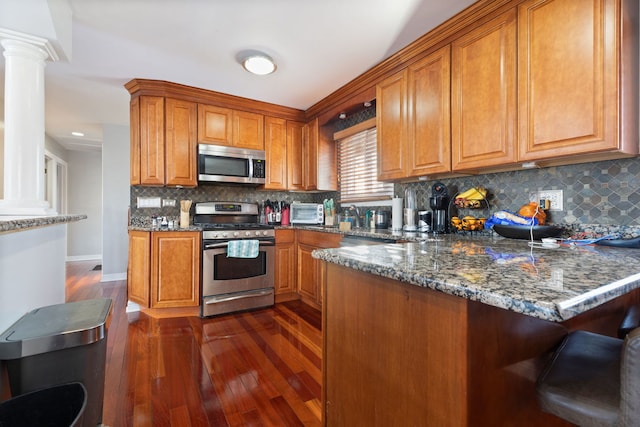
128, 230, 201, 309
296, 230, 342, 309
128, 230, 151, 306
274, 229, 297, 301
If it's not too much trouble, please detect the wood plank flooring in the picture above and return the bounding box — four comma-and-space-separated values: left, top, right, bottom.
65, 262, 322, 427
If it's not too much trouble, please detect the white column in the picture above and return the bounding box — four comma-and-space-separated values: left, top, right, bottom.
0, 38, 52, 215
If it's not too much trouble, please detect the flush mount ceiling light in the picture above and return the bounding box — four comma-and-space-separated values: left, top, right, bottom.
241, 53, 276, 75
71, 131, 84, 137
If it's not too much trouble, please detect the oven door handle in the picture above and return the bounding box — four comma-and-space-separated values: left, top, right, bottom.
204, 289, 273, 304
203, 240, 275, 250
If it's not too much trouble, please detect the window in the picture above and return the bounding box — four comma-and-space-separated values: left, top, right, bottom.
336, 120, 394, 203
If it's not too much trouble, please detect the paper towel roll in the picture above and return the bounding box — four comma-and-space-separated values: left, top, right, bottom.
392, 197, 403, 230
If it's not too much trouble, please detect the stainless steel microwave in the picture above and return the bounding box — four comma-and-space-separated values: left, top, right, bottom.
198, 144, 266, 185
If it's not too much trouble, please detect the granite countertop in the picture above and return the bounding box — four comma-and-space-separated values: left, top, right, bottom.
312, 233, 640, 322
0, 214, 87, 233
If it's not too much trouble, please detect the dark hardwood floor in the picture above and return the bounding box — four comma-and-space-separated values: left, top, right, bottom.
65, 262, 322, 427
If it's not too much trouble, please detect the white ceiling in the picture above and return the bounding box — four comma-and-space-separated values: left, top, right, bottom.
0, 0, 477, 151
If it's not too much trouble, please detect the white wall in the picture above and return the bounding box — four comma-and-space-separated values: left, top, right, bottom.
67, 150, 102, 260
0, 224, 67, 332
102, 124, 129, 281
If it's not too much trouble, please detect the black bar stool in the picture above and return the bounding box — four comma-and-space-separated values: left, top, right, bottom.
536, 326, 640, 426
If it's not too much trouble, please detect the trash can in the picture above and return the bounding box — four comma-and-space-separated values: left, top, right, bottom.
0, 299, 112, 427
0, 382, 87, 427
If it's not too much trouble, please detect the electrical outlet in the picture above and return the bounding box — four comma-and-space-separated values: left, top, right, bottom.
538, 189, 563, 211
162, 198, 176, 207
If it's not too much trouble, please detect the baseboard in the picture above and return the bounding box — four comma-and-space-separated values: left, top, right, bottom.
66, 254, 102, 262
126, 300, 141, 313
101, 272, 127, 282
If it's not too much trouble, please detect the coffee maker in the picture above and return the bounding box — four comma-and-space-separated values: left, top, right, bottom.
429, 182, 449, 233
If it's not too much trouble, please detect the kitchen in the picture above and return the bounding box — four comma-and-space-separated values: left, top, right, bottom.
1, 0, 640, 425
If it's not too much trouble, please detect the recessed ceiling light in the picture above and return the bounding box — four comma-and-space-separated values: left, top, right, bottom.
241, 53, 276, 75
71, 131, 85, 137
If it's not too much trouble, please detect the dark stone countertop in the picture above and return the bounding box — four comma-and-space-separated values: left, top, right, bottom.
312, 233, 640, 322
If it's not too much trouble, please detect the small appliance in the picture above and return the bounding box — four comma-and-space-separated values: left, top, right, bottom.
290, 203, 324, 225
429, 182, 449, 233
198, 144, 266, 185
403, 188, 417, 231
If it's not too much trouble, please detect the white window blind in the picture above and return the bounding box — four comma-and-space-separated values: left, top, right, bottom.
337, 127, 394, 203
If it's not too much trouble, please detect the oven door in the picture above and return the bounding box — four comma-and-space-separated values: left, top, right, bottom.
202, 240, 275, 296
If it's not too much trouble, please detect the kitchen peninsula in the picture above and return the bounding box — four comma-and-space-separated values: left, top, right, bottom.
314, 236, 640, 426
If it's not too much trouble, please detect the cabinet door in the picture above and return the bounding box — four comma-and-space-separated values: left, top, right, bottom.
306, 117, 337, 191
128, 231, 150, 307
303, 120, 318, 190
151, 232, 201, 308
287, 121, 305, 190
139, 96, 165, 185
197, 104, 233, 145
275, 229, 297, 297
376, 69, 408, 180
264, 116, 288, 190
296, 231, 342, 308
165, 98, 197, 187
297, 242, 319, 304
233, 110, 264, 150
518, 0, 627, 160
130, 97, 141, 185
407, 46, 451, 177
451, 10, 517, 171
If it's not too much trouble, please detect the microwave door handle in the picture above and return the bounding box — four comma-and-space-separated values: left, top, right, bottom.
248, 157, 254, 179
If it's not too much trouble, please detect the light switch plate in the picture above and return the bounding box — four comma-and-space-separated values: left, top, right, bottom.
137, 197, 162, 208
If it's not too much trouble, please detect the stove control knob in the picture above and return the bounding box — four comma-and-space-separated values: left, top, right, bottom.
221, 232, 228, 238
233, 231, 239, 237
245, 231, 251, 236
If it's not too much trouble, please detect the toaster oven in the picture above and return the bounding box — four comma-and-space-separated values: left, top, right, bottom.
290, 203, 324, 225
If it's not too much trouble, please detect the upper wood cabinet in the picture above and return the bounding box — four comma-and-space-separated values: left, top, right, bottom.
406, 45, 452, 177
264, 117, 336, 191
376, 69, 407, 181
264, 116, 288, 190
131, 95, 165, 185
451, 9, 517, 171
130, 96, 197, 187
376, 45, 452, 180
305, 117, 337, 191
165, 98, 198, 186
197, 104, 264, 150
197, 104, 232, 145
517, 0, 638, 163
287, 121, 305, 190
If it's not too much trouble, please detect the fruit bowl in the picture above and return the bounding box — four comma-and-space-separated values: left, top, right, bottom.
492, 224, 562, 240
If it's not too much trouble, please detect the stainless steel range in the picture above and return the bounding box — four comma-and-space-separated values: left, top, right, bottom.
194, 202, 275, 317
